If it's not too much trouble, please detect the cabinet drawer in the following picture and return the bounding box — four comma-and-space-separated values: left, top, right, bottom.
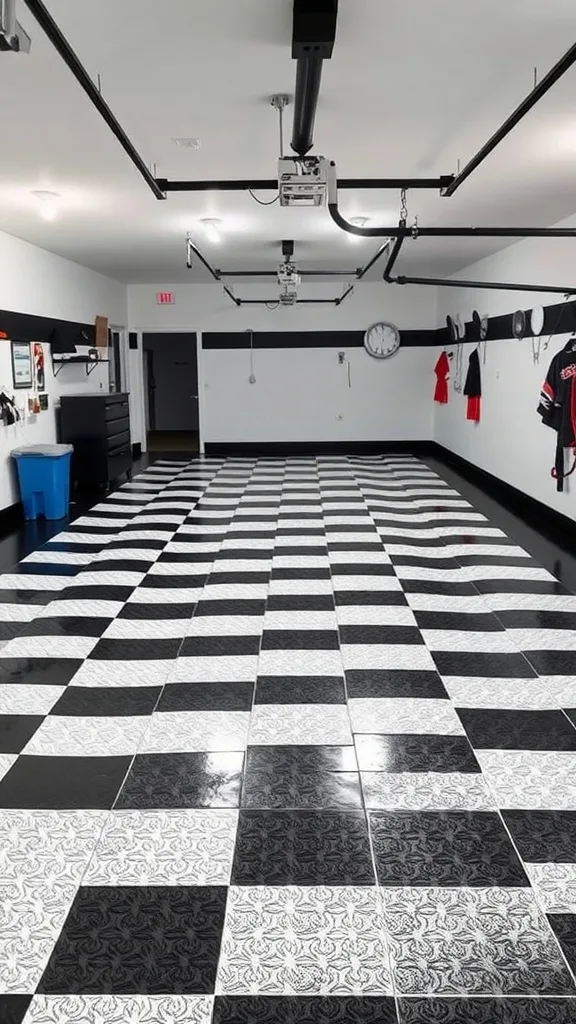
105, 399, 130, 424
105, 417, 130, 441
107, 429, 131, 455
107, 447, 132, 481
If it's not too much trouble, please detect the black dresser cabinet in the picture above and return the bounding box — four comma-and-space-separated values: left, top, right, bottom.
60, 392, 132, 488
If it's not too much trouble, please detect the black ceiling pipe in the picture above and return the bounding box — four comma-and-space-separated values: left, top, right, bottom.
394, 275, 576, 294
22, 0, 165, 200
443, 40, 576, 197
290, 0, 338, 156
328, 203, 576, 238
291, 55, 324, 156
156, 176, 454, 192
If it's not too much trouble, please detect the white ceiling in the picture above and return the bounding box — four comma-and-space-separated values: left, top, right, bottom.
1, 0, 576, 286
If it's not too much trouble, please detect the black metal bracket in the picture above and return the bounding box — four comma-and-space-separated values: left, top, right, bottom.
157, 175, 454, 194
52, 356, 109, 377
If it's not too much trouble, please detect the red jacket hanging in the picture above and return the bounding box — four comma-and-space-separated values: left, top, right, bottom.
434, 351, 450, 404
464, 348, 481, 422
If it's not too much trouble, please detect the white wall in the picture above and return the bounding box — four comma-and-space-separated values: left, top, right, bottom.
128, 282, 438, 445
0, 229, 127, 510
435, 213, 576, 518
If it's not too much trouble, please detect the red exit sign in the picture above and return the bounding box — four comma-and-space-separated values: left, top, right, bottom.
156, 291, 175, 305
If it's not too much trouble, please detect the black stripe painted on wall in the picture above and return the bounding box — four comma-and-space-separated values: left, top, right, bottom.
203, 299, 576, 350
0, 308, 96, 353
202, 329, 440, 349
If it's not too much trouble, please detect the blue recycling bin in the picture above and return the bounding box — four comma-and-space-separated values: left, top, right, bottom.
12, 444, 73, 521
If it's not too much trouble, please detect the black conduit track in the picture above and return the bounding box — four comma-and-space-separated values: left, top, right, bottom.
21, 0, 165, 200
442, 40, 576, 197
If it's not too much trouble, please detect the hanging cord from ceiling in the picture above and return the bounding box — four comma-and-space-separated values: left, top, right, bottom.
249, 190, 279, 205
247, 328, 256, 383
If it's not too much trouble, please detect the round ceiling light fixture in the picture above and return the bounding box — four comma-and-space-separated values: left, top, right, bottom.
201, 218, 222, 244
31, 190, 61, 221
348, 216, 369, 242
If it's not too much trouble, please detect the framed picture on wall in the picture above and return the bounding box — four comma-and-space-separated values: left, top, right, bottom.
11, 341, 33, 388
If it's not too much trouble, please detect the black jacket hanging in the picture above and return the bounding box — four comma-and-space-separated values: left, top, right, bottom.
464, 347, 481, 422
537, 340, 576, 491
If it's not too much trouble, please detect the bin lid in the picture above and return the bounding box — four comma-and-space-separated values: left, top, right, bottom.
11, 444, 73, 457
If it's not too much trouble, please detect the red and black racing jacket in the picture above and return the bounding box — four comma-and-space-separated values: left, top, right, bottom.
538, 340, 576, 492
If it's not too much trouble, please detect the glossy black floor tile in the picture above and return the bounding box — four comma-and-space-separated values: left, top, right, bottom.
547, 916, 576, 976
89, 637, 182, 660
0, 714, 43, 753
231, 809, 375, 885
0, 657, 83, 686
397, 996, 576, 1023
0, 755, 131, 808
114, 751, 244, 808
339, 625, 424, 645
157, 681, 254, 712
0, 996, 32, 1024
18, 615, 113, 637
457, 709, 576, 750
526, 651, 576, 675
502, 811, 576, 862
179, 635, 261, 657
369, 810, 529, 887
38, 885, 227, 994
260, 629, 339, 650
118, 602, 196, 619
414, 610, 504, 631
254, 675, 346, 704
242, 760, 362, 809
213, 996, 399, 1023
354, 733, 481, 773
433, 651, 537, 678
51, 686, 162, 717
246, 744, 358, 773
346, 669, 448, 699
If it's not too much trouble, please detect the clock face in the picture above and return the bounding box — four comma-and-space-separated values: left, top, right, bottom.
364, 321, 401, 359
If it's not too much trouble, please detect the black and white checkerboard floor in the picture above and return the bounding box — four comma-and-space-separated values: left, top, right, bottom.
2, 455, 576, 1023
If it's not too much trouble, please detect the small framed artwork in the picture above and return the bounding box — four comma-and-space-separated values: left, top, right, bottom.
11, 341, 33, 388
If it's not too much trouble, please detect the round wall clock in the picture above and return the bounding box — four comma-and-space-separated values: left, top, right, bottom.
364, 321, 401, 359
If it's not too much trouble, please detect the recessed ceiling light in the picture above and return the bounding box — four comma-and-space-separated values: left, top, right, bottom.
200, 218, 222, 243
31, 190, 61, 221
348, 216, 369, 242
172, 137, 201, 149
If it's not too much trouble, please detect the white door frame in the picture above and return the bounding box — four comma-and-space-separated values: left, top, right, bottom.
131, 328, 204, 454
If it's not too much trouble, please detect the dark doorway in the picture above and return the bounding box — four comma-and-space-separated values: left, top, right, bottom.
143, 332, 199, 453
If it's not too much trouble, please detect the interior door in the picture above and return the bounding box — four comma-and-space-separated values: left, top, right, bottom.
142, 333, 198, 431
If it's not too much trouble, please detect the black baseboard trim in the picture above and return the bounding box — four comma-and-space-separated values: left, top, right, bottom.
0, 501, 23, 536
431, 443, 576, 547
132, 442, 142, 459
204, 441, 436, 458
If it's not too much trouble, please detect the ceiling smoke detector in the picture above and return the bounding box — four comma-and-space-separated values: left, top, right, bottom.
172, 137, 201, 149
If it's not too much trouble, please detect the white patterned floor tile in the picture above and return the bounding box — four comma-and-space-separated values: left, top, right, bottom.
444, 676, 576, 709
0, 635, 98, 659
258, 649, 343, 676
23, 995, 213, 1024
102, 618, 190, 640
186, 616, 264, 637
341, 645, 436, 672
83, 809, 238, 886
127, 587, 203, 604
507, 628, 576, 651
524, 863, 576, 914
0, 603, 39, 622
217, 886, 392, 995
44, 599, 125, 618
476, 750, 576, 809
349, 697, 465, 735
361, 772, 495, 810
23, 716, 150, 757
331, 576, 403, 592
335, 606, 417, 626
70, 659, 175, 687
0, 684, 65, 715
249, 704, 352, 745
380, 886, 575, 995
421, 630, 519, 653
169, 655, 259, 683
143, 710, 250, 753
